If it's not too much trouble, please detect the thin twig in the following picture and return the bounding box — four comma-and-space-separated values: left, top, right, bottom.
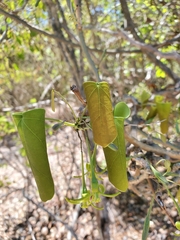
74, 0, 101, 82
0, 7, 141, 56
124, 130, 180, 162
23, 190, 79, 240
117, 28, 180, 64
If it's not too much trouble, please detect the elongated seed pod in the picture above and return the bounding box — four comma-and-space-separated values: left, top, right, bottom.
103, 102, 130, 192
13, 109, 54, 201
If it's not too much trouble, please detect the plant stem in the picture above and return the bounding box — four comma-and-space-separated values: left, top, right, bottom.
77, 130, 87, 193
74, 0, 101, 82
45, 118, 75, 127
53, 89, 77, 120
78, 31, 101, 82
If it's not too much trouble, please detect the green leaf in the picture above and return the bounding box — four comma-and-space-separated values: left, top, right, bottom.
142, 197, 154, 240
146, 106, 157, 121
83, 81, 117, 147
103, 102, 130, 192
107, 142, 118, 151
154, 95, 164, 103
140, 90, 151, 104
35, 0, 41, 7
52, 122, 64, 131
29, 98, 37, 103
150, 165, 168, 185
30, 30, 38, 37
156, 102, 171, 134
156, 67, 166, 78
12, 109, 54, 202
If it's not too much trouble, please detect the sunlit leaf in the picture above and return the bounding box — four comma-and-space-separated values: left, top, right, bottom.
164, 160, 171, 172
140, 90, 151, 104
156, 67, 166, 78
154, 95, 164, 103
156, 102, 171, 135
29, 98, 37, 103
146, 106, 157, 121
12, 109, 54, 202
83, 81, 117, 147
103, 102, 130, 191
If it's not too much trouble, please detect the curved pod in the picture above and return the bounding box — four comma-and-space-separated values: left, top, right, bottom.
103, 102, 130, 192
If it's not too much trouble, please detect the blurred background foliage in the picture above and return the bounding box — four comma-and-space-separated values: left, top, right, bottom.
0, 0, 179, 107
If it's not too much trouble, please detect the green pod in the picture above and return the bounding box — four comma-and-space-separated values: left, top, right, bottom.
12, 109, 54, 202
103, 102, 130, 192
83, 81, 117, 147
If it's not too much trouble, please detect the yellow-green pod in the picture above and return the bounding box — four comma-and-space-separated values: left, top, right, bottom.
83, 81, 117, 147
103, 102, 130, 192
12, 109, 54, 202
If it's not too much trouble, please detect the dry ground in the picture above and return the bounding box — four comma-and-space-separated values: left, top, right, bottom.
0, 109, 180, 240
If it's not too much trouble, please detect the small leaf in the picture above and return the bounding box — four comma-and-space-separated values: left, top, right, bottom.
140, 90, 151, 104
146, 106, 157, 121
30, 30, 38, 37
107, 142, 118, 151
29, 98, 37, 104
52, 122, 64, 131
156, 102, 171, 135
155, 95, 164, 103
150, 165, 168, 185
164, 160, 171, 172
83, 81, 117, 147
